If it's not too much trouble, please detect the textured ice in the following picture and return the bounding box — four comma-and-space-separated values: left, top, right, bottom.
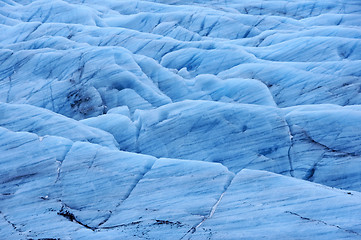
1, 0, 361, 239
191, 169, 361, 240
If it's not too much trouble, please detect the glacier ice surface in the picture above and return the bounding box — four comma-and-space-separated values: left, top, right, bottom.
1, 0, 361, 239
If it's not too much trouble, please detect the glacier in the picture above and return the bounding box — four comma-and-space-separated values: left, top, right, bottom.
1, 0, 361, 239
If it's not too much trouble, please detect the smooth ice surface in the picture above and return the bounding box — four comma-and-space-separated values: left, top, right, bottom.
1, 0, 361, 239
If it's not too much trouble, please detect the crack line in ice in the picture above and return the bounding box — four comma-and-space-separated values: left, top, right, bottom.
98, 159, 156, 228
180, 173, 235, 240
0, 211, 24, 235
285, 211, 361, 236
118, 159, 156, 205
57, 203, 96, 231
283, 118, 295, 177
55, 142, 74, 183
301, 129, 359, 157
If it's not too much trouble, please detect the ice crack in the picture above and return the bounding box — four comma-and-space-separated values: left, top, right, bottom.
180, 173, 235, 240
285, 211, 361, 236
